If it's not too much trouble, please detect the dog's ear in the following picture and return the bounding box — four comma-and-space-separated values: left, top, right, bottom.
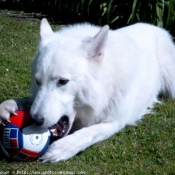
40, 18, 53, 40
88, 25, 109, 62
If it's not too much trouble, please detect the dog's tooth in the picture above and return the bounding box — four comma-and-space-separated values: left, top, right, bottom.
50, 128, 56, 133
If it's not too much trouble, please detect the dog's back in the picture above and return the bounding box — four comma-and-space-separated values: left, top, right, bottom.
118, 23, 175, 98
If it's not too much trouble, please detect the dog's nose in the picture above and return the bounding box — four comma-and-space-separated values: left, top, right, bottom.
31, 115, 44, 126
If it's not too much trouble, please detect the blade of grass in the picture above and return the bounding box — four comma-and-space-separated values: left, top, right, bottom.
129, 0, 139, 24
166, 0, 175, 30
156, 0, 164, 27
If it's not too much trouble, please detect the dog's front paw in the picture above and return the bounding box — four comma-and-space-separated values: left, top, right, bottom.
0, 100, 18, 124
40, 133, 86, 163
40, 136, 77, 163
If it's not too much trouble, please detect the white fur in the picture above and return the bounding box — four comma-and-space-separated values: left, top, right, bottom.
0, 19, 175, 162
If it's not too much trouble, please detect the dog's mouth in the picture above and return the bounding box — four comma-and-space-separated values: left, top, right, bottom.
49, 115, 69, 142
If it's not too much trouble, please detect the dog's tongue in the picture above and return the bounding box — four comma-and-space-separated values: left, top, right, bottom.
49, 116, 69, 143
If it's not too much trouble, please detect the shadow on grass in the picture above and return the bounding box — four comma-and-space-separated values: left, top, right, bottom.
0, 1, 85, 25
0, 147, 7, 160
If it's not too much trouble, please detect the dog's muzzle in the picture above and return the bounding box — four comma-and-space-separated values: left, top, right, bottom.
49, 115, 69, 142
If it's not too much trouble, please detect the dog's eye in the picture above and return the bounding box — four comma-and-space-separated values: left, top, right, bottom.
57, 79, 69, 86
36, 79, 41, 86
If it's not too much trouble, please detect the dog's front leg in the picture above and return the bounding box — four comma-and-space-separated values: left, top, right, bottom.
40, 120, 122, 163
0, 98, 32, 124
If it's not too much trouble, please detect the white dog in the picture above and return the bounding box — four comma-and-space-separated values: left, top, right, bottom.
0, 19, 175, 163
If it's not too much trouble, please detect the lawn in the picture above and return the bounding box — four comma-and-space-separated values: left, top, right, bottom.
0, 16, 175, 175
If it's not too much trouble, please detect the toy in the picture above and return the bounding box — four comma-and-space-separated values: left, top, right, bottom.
0, 110, 51, 161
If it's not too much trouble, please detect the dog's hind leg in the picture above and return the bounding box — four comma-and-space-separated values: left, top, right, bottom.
40, 119, 122, 163
157, 32, 175, 98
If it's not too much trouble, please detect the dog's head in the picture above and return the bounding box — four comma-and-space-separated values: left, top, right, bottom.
30, 19, 109, 139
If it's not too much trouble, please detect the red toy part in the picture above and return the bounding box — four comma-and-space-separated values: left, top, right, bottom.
9, 110, 31, 128
0, 110, 31, 132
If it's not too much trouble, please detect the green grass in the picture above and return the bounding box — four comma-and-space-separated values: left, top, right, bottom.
0, 16, 175, 175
